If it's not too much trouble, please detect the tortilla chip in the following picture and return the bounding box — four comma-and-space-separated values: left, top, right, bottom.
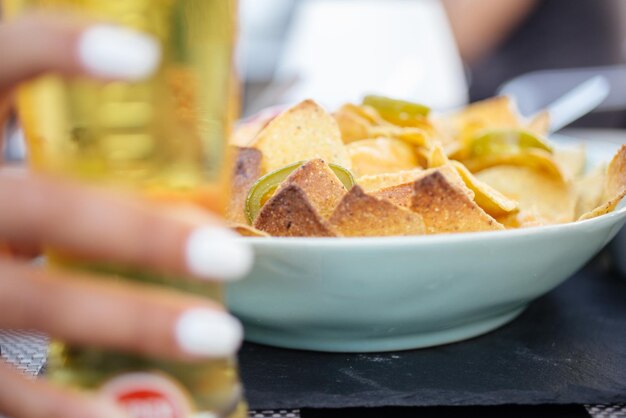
574, 165, 606, 217
438, 96, 523, 159
496, 210, 550, 229
346, 137, 420, 177
554, 145, 586, 182
334, 105, 374, 143
372, 166, 471, 208
357, 168, 425, 192
225, 147, 263, 224
253, 184, 338, 237
251, 100, 351, 174
230, 224, 270, 237
463, 148, 564, 182
424, 143, 518, 217
446, 96, 522, 132
370, 125, 430, 147
476, 166, 576, 224
338, 103, 386, 125
578, 192, 626, 220
579, 145, 626, 220
329, 186, 425, 237
411, 171, 504, 234
277, 159, 347, 219
450, 161, 519, 218
605, 144, 626, 197
231, 122, 262, 148
426, 143, 449, 168
333, 103, 431, 147
371, 182, 414, 209
527, 110, 550, 137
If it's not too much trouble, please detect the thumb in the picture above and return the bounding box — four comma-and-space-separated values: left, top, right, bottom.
0, 13, 161, 92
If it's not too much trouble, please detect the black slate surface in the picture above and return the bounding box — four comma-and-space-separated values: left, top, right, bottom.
238, 259, 626, 410
300, 405, 591, 418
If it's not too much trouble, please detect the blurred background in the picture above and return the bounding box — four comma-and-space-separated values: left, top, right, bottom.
5, 0, 626, 158
237, 0, 626, 127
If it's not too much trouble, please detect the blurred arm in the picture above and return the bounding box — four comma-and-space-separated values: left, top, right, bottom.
442, 0, 539, 64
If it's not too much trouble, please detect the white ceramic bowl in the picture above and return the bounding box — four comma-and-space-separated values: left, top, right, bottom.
227, 138, 626, 352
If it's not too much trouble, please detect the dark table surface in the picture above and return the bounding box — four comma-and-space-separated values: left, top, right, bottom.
2, 257, 626, 418
239, 256, 626, 412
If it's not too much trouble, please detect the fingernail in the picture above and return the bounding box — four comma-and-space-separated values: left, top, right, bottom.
175, 308, 243, 357
185, 227, 254, 281
77, 25, 161, 80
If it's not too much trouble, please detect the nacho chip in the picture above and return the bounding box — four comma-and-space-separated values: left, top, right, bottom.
230, 224, 270, 237
429, 117, 461, 157
527, 110, 550, 136
231, 121, 263, 148
450, 161, 519, 218
446, 96, 522, 133
554, 144, 586, 182
411, 171, 504, 234
346, 137, 420, 177
333, 103, 396, 144
426, 143, 449, 168
370, 125, 430, 147
467, 129, 552, 157
371, 182, 414, 209
476, 166, 576, 224
251, 100, 351, 173
226, 147, 263, 224
230, 110, 278, 147
578, 193, 626, 220
341, 103, 386, 125
372, 166, 471, 208
333, 103, 431, 146
357, 168, 425, 192
496, 210, 550, 229
329, 186, 425, 237
439, 96, 523, 159
254, 184, 338, 237
277, 159, 347, 219
574, 165, 606, 218
362, 95, 430, 125
605, 144, 626, 197
334, 105, 374, 143
425, 144, 518, 218
230, 95, 618, 237
579, 145, 626, 220
463, 148, 564, 181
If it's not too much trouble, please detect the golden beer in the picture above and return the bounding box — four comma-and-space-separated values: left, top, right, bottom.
4, 0, 245, 417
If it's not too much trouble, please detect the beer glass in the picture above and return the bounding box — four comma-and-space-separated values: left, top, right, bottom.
3, 1, 245, 417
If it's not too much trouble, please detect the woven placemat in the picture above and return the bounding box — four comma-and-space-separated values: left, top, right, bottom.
0, 330, 623, 418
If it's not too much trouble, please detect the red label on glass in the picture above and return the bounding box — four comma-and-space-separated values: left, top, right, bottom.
99, 373, 192, 418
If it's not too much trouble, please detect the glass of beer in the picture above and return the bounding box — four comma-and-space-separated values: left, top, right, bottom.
3, 1, 245, 417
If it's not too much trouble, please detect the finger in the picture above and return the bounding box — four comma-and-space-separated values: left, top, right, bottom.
0, 172, 253, 282
0, 239, 41, 259
0, 94, 11, 163
0, 361, 130, 418
0, 259, 243, 360
0, 13, 160, 93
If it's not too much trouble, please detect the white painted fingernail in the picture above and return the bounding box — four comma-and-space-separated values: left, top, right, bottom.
175, 308, 243, 357
185, 227, 254, 281
78, 25, 161, 80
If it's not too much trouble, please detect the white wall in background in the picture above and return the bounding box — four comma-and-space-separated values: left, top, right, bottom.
275, 0, 468, 110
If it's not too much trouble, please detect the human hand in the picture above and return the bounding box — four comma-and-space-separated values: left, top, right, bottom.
0, 14, 254, 418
